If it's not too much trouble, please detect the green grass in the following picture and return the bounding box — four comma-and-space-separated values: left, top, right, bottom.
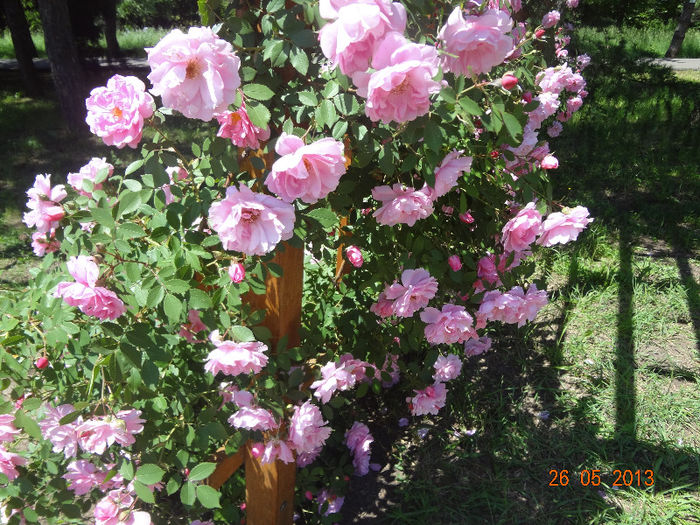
575, 24, 700, 59
0, 27, 168, 59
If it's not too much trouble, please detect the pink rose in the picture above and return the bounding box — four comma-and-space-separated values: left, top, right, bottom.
433, 150, 472, 197
407, 382, 447, 416
420, 304, 477, 344
265, 133, 347, 203
39, 403, 81, 458
354, 32, 441, 124
289, 401, 331, 455
216, 104, 271, 149
261, 439, 295, 464
537, 206, 593, 246
540, 155, 559, 169
228, 262, 245, 283
204, 330, 269, 376
464, 336, 492, 357
0, 414, 19, 443
478, 284, 547, 327
501, 73, 518, 90
345, 245, 364, 268
432, 354, 463, 382
501, 202, 542, 253
567, 96, 583, 113
67, 158, 114, 197
547, 122, 563, 138
372, 183, 434, 227
31, 230, 60, 257
541, 10, 560, 29
447, 255, 462, 271
319, 0, 406, 75
208, 184, 295, 255
384, 268, 438, 317
228, 407, 278, 431
369, 290, 395, 318
23, 174, 66, 233
345, 422, 373, 476
0, 446, 27, 481
85, 74, 154, 149
147, 27, 241, 121
438, 8, 513, 76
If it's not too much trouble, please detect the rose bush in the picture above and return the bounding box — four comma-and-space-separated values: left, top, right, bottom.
0, 0, 592, 522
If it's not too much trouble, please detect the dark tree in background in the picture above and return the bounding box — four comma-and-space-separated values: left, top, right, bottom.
666, 1, 697, 58
101, 0, 120, 59
37, 0, 86, 131
1, 0, 40, 94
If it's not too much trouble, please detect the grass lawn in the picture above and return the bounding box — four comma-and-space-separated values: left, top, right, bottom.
0, 24, 698, 525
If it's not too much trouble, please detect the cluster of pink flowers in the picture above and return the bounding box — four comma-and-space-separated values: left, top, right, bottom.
207, 184, 295, 256
266, 133, 347, 204
432, 150, 473, 197
288, 401, 332, 458
39, 404, 144, 457
372, 183, 434, 227
85, 74, 154, 149
478, 284, 548, 327
63, 460, 123, 495
229, 406, 278, 432
23, 174, 66, 236
371, 268, 438, 318
147, 26, 240, 121
407, 382, 447, 416
178, 309, 208, 343
319, 0, 441, 124
67, 158, 114, 197
464, 335, 492, 357
95, 488, 152, 525
204, 330, 269, 376
420, 304, 477, 344
0, 414, 20, 443
55, 255, 126, 321
438, 7, 514, 76
310, 354, 370, 403
0, 446, 27, 482
216, 103, 270, 149
345, 422, 373, 476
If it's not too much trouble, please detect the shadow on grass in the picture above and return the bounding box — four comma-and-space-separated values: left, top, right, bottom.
342, 35, 700, 525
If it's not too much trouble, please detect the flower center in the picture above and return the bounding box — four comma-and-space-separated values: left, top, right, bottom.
391, 77, 411, 96
111, 106, 123, 119
185, 58, 202, 79
229, 112, 242, 126
240, 208, 261, 223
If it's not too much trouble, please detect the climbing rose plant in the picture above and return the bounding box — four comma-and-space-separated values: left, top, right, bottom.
0, 0, 592, 522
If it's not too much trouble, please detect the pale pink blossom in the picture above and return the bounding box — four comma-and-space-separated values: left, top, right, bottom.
178, 309, 208, 343
464, 335, 492, 356
114, 409, 145, 447
433, 150, 472, 197
95, 489, 151, 525
407, 382, 447, 416
0, 414, 19, 443
23, 174, 66, 233
296, 446, 323, 467
345, 422, 373, 476
216, 104, 270, 149
0, 446, 26, 481
372, 183, 434, 227
147, 27, 241, 121
67, 158, 114, 197
288, 401, 331, 455
266, 133, 346, 204
208, 184, 295, 256
319, 0, 406, 75
432, 354, 463, 382
448, 255, 462, 271
567, 96, 583, 113
261, 439, 295, 464
567, 0, 579, 7
355, 32, 441, 124
369, 289, 395, 318
501, 202, 542, 253
85, 74, 154, 149
437, 8, 514, 76
420, 304, 477, 344
228, 407, 278, 431
317, 489, 345, 516
537, 206, 593, 246
547, 122, 563, 137
540, 155, 559, 169
39, 403, 81, 457
478, 284, 547, 326
204, 330, 269, 376
228, 262, 246, 283
384, 268, 438, 317
31, 230, 60, 256
541, 10, 560, 28
345, 245, 363, 268
75, 420, 120, 455
577, 53, 591, 69
63, 460, 122, 495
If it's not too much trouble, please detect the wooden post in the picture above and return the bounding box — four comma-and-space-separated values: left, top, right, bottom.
243, 242, 303, 525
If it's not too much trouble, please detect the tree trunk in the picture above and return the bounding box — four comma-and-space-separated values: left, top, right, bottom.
2, 0, 40, 95
37, 0, 86, 132
665, 1, 696, 58
102, 0, 121, 60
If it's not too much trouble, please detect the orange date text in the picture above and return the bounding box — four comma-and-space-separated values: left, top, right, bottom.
548, 469, 654, 487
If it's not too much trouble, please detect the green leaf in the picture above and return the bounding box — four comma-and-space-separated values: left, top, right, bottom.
298, 90, 318, 107
189, 288, 213, 309
117, 222, 146, 239
123, 179, 143, 192
166, 477, 181, 495
243, 83, 275, 101
133, 480, 155, 504
164, 279, 190, 294
14, 410, 41, 440
197, 485, 221, 508
146, 285, 165, 308
58, 410, 82, 426
135, 464, 165, 485
305, 207, 338, 229
459, 96, 482, 115
230, 325, 255, 343
125, 159, 144, 176
117, 190, 142, 218
316, 99, 337, 129
289, 29, 316, 48
180, 481, 196, 506
502, 112, 523, 140
263, 40, 284, 63
90, 206, 115, 229
290, 48, 309, 75
119, 461, 135, 481
188, 462, 217, 481
424, 121, 442, 153
440, 86, 456, 104
246, 101, 271, 129
163, 293, 182, 323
